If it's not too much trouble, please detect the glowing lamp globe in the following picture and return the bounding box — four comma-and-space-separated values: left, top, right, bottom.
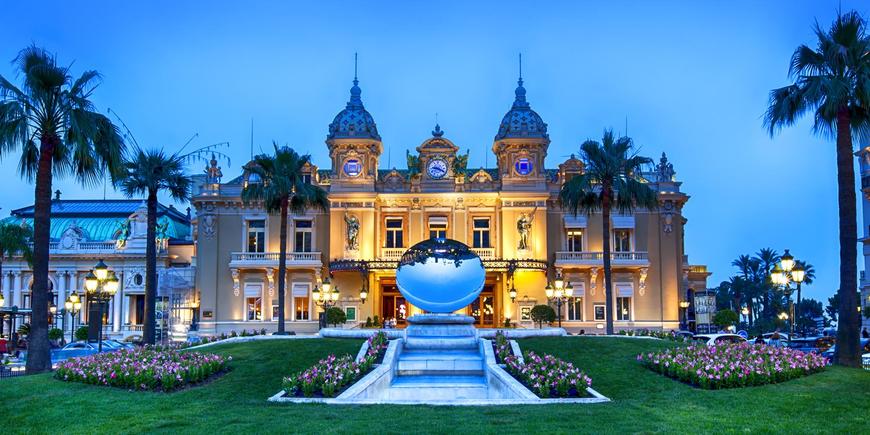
395, 238, 485, 313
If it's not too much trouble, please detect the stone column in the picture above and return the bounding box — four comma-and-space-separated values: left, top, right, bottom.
112, 271, 123, 332
12, 272, 22, 308
2, 273, 10, 307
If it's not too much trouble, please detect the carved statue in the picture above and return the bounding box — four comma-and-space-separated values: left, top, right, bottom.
204, 153, 223, 185
516, 206, 537, 251
406, 150, 420, 178
112, 218, 131, 249
344, 213, 360, 251
452, 149, 469, 175
656, 152, 675, 182
155, 219, 170, 251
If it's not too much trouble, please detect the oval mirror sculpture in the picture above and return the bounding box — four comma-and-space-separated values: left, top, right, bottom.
396, 238, 486, 313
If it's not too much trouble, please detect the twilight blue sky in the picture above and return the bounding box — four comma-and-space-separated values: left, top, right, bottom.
0, 1, 865, 302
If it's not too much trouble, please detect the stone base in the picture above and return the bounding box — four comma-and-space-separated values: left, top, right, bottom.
406, 313, 475, 324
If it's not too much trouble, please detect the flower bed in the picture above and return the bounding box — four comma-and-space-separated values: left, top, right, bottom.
638, 342, 827, 389
54, 347, 230, 391
282, 332, 388, 398
494, 331, 592, 398
618, 329, 689, 342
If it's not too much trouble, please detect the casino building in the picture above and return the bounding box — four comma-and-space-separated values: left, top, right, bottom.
191, 72, 710, 335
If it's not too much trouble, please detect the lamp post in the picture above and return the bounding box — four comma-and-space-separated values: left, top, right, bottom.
741, 306, 750, 327
312, 277, 340, 329
679, 300, 690, 330
545, 272, 573, 328
769, 249, 805, 339
84, 259, 119, 352
64, 292, 82, 343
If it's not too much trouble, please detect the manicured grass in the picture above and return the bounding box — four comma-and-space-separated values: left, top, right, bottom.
0, 337, 868, 434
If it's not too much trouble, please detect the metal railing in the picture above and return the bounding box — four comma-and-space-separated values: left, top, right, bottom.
555, 251, 649, 263
230, 251, 321, 263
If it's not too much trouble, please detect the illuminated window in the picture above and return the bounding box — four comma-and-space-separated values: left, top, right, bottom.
472, 218, 491, 248
247, 220, 266, 253
294, 220, 313, 252
613, 229, 631, 252
567, 296, 584, 321
246, 297, 262, 321
616, 297, 632, 321
385, 218, 403, 248
429, 216, 447, 239
295, 297, 309, 320
566, 230, 584, 252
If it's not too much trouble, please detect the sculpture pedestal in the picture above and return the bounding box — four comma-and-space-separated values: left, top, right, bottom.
404, 314, 477, 350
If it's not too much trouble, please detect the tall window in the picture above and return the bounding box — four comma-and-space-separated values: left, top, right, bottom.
246, 297, 262, 321
247, 220, 266, 252
301, 173, 312, 184
429, 217, 447, 239
472, 218, 491, 248
293, 283, 309, 320
616, 297, 632, 321
566, 230, 584, 252
567, 296, 584, 321
294, 220, 313, 252
385, 218, 404, 248
613, 229, 631, 252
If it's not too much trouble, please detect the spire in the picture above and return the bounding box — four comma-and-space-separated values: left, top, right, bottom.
348, 52, 363, 107
513, 53, 528, 108
432, 122, 444, 138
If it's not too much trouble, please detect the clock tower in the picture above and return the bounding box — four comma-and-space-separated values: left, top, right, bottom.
413, 124, 463, 192
326, 69, 382, 193
492, 61, 550, 191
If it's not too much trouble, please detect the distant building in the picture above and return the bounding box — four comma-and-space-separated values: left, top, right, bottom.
855, 148, 870, 331
190, 71, 709, 335
0, 199, 195, 340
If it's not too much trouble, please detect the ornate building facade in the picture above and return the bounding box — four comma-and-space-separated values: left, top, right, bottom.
0, 199, 196, 340
191, 71, 710, 335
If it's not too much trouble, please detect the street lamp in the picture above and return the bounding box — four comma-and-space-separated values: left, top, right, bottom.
85, 260, 119, 352
0, 292, 5, 307
312, 277, 340, 329
769, 250, 807, 339
65, 292, 82, 343
545, 273, 573, 328
509, 286, 518, 303
679, 300, 691, 330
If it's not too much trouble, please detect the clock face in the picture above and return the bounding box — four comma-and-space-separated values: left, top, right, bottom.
343, 158, 362, 177
514, 157, 533, 176
427, 158, 448, 179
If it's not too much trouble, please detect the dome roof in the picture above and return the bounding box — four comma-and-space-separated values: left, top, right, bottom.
327, 78, 381, 141
495, 77, 548, 141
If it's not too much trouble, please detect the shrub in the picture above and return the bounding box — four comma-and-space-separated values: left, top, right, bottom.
372, 315, 380, 327
325, 307, 347, 327
530, 305, 556, 328
48, 328, 63, 341
54, 346, 230, 391
365, 317, 373, 328
713, 309, 739, 328
17, 323, 30, 336
75, 326, 89, 341
638, 342, 827, 389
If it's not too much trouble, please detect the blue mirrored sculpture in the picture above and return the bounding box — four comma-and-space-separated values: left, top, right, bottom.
395, 238, 485, 313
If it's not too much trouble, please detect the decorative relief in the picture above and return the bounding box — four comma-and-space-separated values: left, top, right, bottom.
639, 268, 648, 296
265, 268, 275, 297
661, 200, 675, 234
232, 269, 240, 296
589, 267, 598, 296
516, 206, 536, 251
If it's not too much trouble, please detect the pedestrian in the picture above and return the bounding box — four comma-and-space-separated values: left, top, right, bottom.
862, 327, 869, 339
770, 330, 781, 347
754, 335, 765, 345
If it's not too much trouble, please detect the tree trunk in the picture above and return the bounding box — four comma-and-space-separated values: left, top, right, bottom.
602, 187, 614, 335
25, 135, 56, 374
796, 282, 802, 334
834, 108, 860, 367
143, 189, 158, 345
276, 197, 289, 334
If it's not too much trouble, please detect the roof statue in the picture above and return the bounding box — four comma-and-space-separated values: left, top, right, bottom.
656, 152, 676, 182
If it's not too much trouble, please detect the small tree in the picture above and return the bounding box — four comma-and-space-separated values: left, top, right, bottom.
365, 317, 373, 328
74, 326, 88, 341
713, 309, 739, 329
48, 328, 63, 341
326, 307, 347, 327
530, 305, 556, 328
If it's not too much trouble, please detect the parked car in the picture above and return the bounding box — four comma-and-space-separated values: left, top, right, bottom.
102, 339, 134, 350
787, 336, 836, 354
51, 342, 100, 361
693, 334, 747, 346
822, 339, 870, 360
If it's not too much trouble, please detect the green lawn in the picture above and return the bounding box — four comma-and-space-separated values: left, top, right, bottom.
0, 337, 867, 434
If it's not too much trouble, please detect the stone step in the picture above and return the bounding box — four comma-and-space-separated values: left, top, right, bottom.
403, 336, 479, 350
405, 324, 477, 338
396, 350, 484, 374
386, 375, 489, 400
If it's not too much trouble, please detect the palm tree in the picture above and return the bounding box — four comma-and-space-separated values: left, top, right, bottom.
241, 143, 328, 334
559, 130, 658, 335
0, 222, 33, 303
119, 147, 196, 344
755, 248, 780, 318
0, 46, 124, 373
764, 11, 870, 367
